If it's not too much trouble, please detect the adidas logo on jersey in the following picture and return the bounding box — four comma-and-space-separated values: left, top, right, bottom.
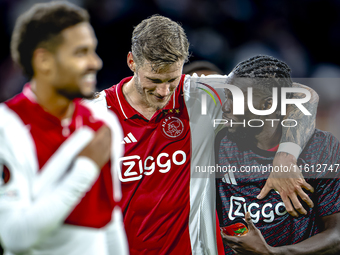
222, 171, 238, 185
122, 132, 138, 144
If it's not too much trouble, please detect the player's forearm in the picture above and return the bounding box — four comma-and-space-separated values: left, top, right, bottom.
279, 83, 319, 153
0, 157, 99, 253
272, 228, 340, 255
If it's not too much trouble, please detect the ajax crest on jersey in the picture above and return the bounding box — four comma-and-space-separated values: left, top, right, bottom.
161, 116, 185, 139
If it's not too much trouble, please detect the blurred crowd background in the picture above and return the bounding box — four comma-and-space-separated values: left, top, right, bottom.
0, 0, 340, 139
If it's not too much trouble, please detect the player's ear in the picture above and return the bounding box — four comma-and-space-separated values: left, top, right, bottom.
32, 48, 54, 75
262, 97, 273, 110
127, 52, 136, 73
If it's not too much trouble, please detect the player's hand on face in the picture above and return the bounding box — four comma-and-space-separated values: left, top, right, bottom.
257, 152, 314, 217
78, 125, 111, 169
221, 212, 274, 255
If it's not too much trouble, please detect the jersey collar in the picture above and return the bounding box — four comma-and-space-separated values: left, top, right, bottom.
23, 83, 38, 103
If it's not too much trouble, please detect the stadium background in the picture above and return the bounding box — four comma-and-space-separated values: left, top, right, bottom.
0, 0, 340, 253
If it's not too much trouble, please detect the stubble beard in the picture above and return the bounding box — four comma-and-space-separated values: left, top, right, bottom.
227, 124, 263, 147
56, 86, 95, 100
134, 78, 172, 111
53, 61, 96, 100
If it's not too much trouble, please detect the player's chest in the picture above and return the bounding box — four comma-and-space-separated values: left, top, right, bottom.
27, 117, 80, 170
220, 181, 288, 226
121, 107, 190, 150
118, 108, 191, 183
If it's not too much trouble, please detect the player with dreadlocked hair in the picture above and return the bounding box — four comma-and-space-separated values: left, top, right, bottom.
220, 55, 304, 144
217, 54, 340, 255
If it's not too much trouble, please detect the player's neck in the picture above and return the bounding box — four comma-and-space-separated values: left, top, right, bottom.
123, 77, 157, 120
31, 79, 74, 120
255, 123, 282, 150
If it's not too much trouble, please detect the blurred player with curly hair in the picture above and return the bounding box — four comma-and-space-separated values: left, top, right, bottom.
0, 2, 128, 254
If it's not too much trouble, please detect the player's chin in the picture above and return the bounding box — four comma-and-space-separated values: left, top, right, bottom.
227, 128, 236, 134
66, 89, 94, 100
79, 86, 96, 99
155, 99, 171, 110
81, 91, 96, 99
148, 96, 170, 109
227, 123, 238, 131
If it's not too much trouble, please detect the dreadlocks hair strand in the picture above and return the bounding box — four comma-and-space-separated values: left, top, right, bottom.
231, 55, 293, 90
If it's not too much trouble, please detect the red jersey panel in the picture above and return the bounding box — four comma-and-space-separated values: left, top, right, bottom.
5, 85, 115, 228
105, 75, 192, 254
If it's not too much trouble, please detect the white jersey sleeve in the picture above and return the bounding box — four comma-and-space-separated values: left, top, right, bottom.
185, 73, 227, 121
84, 95, 129, 255
0, 104, 100, 254
182, 74, 228, 254
104, 207, 129, 255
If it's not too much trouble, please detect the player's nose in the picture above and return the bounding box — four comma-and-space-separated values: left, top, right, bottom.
222, 98, 232, 113
89, 52, 103, 71
156, 83, 171, 97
